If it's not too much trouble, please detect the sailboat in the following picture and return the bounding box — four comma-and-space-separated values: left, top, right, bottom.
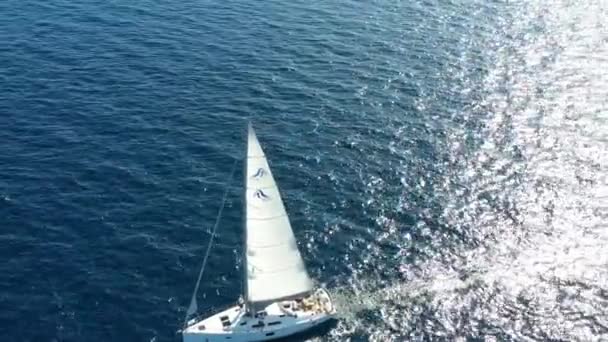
182, 124, 336, 342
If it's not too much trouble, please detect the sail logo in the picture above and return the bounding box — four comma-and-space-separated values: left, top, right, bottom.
253, 189, 270, 201
251, 168, 266, 179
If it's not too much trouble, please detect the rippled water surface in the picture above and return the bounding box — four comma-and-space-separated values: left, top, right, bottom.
1, 0, 607, 341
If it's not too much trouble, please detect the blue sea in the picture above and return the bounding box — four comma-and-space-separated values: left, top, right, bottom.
1, 0, 607, 341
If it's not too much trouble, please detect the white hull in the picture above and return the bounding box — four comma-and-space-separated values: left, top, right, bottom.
183, 288, 335, 342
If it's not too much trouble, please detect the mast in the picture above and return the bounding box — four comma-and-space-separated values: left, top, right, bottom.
242, 121, 250, 313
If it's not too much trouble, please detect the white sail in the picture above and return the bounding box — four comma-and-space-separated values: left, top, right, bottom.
244, 124, 313, 308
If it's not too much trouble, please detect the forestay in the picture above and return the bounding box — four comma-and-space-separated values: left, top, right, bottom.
244, 124, 313, 308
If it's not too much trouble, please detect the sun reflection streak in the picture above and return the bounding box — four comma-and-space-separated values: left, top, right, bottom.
325, 0, 608, 340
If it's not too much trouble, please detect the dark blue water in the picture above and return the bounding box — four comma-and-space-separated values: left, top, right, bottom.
2, 0, 607, 341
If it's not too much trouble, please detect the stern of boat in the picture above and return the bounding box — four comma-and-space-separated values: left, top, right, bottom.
315, 287, 336, 316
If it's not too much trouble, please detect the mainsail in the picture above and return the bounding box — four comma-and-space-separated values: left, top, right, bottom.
244, 124, 313, 309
